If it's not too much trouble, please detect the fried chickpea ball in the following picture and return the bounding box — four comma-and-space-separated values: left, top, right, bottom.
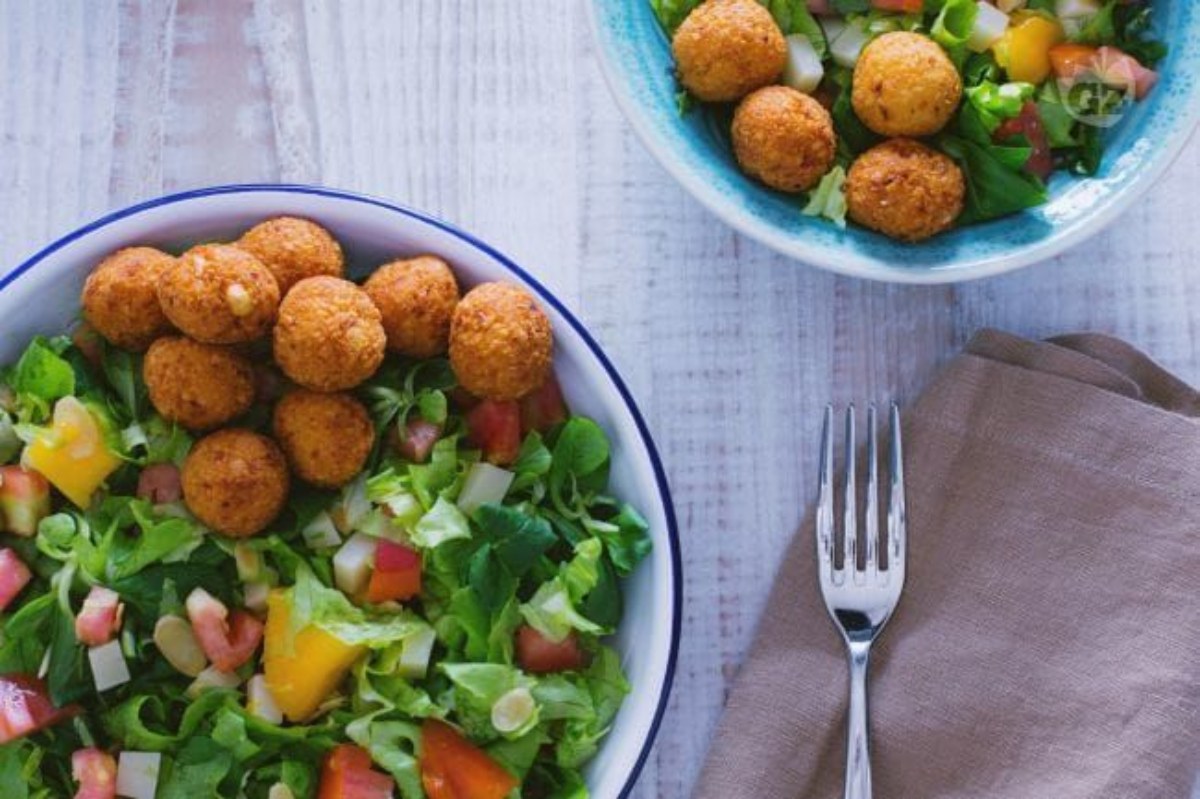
671, 0, 787, 102
181, 429, 289, 538
363, 256, 460, 358
846, 139, 966, 242
272, 390, 374, 488
237, 216, 345, 294
852, 32, 962, 138
731, 86, 837, 193
273, 276, 386, 392
157, 243, 281, 344
143, 336, 256, 431
81, 247, 175, 351
450, 282, 553, 401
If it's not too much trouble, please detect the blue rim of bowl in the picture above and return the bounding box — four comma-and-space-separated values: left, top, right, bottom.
0, 183, 682, 798
586, 1, 1200, 284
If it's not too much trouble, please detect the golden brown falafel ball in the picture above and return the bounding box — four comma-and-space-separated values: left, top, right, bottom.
731, 86, 837, 193
237, 216, 345, 295
671, 0, 787, 103
846, 139, 966, 242
363, 256, 460, 358
852, 32, 962, 138
157, 243, 281, 344
273, 276, 386, 392
81, 247, 176, 351
181, 429, 289, 538
450, 282, 553, 401
272, 390, 374, 488
143, 337, 256, 431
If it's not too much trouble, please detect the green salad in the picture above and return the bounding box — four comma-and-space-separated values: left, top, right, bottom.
651, 0, 1167, 241
0, 329, 651, 798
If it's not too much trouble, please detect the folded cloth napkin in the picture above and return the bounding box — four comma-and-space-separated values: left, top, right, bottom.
695, 330, 1200, 799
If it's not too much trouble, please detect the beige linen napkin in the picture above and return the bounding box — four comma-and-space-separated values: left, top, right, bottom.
695, 330, 1200, 799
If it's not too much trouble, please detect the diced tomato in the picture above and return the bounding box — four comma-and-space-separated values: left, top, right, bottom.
0, 466, 52, 537
994, 101, 1054, 181
466, 400, 521, 466
871, 0, 923, 11
420, 719, 518, 799
72, 747, 117, 799
1096, 46, 1158, 100
396, 419, 443, 464
136, 463, 182, 505
807, 0, 832, 14
0, 675, 79, 744
515, 625, 588, 674
185, 588, 264, 673
366, 540, 422, 603
1049, 43, 1099, 81
318, 744, 395, 799
519, 373, 568, 435
0, 548, 32, 613
75, 586, 124, 647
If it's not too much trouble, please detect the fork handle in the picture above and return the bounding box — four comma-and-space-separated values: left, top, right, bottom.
844, 643, 873, 799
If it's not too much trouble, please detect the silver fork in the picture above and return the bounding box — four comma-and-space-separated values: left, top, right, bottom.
816, 404, 908, 799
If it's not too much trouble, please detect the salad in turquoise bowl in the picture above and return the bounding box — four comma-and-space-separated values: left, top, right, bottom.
588, 0, 1200, 282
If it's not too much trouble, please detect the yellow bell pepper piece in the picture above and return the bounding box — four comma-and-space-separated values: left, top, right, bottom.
995, 12, 1065, 85
24, 397, 121, 508
263, 590, 365, 722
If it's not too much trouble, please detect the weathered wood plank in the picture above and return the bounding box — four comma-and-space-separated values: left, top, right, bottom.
0, 3, 1197, 797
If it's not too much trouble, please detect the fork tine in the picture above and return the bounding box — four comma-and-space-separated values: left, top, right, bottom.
862, 405, 879, 583
816, 405, 835, 572
888, 402, 906, 572
842, 406, 856, 577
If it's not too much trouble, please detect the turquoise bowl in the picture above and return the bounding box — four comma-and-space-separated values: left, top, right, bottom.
588, 2, 1200, 283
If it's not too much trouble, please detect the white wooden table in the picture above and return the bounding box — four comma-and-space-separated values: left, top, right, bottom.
3, 2, 1197, 796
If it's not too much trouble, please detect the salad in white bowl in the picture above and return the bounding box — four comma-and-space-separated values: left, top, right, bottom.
0, 187, 680, 799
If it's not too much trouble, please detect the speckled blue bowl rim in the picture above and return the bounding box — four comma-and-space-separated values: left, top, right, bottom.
0, 183, 682, 799
588, 1, 1200, 284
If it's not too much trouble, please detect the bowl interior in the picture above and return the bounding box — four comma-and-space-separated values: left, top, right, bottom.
590, 1, 1200, 282
0, 186, 680, 798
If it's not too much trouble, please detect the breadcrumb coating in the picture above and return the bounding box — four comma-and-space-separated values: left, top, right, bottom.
273, 390, 374, 488
273, 276, 386, 392
364, 255, 460, 358
144, 336, 256, 431
158, 243, 280, 344
82, 247, 175, 351
450, 282, 553, 401
237, 216, 344, 294
182, 429, 290, 538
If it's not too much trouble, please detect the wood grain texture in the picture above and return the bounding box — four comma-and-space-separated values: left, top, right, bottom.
0, 2, 1197, 796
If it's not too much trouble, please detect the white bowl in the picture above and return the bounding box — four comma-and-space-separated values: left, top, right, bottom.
0, 184, 681, 797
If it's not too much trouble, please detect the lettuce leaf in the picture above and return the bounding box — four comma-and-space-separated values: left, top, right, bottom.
290, 564, 427, 648
11, 337, 74, 408
520, 580, 605, 643
553, 647, 630, 769
345, 718, 425, 799
412, 496, 472, 549
587, 502, 653, 577
930, 0, 977, 68
156, 737, 231, 798
442, 663, 539, 740
763, 0, 827, 58
938, 135, 1047, 223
